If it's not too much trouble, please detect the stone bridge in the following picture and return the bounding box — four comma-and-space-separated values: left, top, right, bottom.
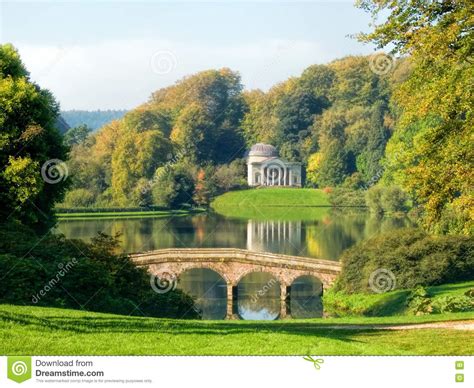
130, 248, 341, 319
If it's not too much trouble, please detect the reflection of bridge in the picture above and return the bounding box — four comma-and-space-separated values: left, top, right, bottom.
130, 248, 341, 319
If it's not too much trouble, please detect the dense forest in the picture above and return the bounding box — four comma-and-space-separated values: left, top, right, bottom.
64, 57, 396, 206
61, 109, 127, 131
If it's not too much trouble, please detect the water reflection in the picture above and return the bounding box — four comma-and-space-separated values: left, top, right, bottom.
57, 211, 413, 260
290, 275, 323, 318
237, 272, 280, 320
178, 268, 227, 320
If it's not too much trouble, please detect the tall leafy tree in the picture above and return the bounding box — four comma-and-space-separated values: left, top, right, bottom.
0, 44, 69, 230
358, 0, 474, 234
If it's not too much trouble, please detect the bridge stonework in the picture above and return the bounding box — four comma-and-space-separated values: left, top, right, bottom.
130, 248, 341, 319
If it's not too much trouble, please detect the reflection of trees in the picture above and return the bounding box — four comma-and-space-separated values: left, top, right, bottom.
178, 268, 227, 320
290, 275, 323, 318
304, 211, 413, 260
57, 211, 415, 259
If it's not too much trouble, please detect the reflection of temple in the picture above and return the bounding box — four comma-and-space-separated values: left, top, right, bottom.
247, 220, 302, 252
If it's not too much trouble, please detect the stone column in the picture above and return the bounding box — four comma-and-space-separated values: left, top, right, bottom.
280, 284, 288, 319
226, 283, 233, 319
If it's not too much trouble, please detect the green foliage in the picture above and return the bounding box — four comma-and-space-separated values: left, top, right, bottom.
152, 163, 196, 208
327, 188, 366, 207
0, 44, 69, 230
62, 188, 96, 208
0, 223, 199, 319
325, 281, 474, 317
365, 186, 384, 214
63, 124, 92, 147
432, 295, 473, 314
366, 185, 408, 214
357, 0, 473, 235
335, 228, 474, 293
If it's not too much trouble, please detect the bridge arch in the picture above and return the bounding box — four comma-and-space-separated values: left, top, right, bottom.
289, 274, 324, 318
149, 262, 231, 285
289, 273, 323, 289
233, 268, 285, 288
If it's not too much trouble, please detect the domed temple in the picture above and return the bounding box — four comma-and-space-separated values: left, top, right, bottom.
247, 143, 302, 187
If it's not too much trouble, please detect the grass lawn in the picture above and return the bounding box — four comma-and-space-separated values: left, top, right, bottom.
56, 208, 205, 221
0, 305, 472, 355
211, 188, 330, 220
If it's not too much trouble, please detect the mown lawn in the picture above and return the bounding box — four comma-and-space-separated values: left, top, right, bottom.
0, 305, 472, 355
211, 188, 330, 220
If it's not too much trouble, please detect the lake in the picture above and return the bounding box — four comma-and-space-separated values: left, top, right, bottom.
57, 209, 412, 319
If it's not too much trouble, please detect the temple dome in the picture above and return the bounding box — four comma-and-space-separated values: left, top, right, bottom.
248, 143, 279, 158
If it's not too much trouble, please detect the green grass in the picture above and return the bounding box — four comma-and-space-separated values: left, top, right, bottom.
0, 304, 472, 355
211, 188, 330, 220
324, 281, 474, 317
57, 209, 205, 221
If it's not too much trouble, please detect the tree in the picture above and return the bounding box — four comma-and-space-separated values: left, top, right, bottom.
0, 44, 69, 230
63, 124, 92, 147
358, 0, 474, 234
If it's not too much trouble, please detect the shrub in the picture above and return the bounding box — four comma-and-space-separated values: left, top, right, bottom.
365, 186, 384, 214
62, 188, 96, 207
335, 228, 474, 293
432, 295, 473, 313
328, 188, 366, 207
380, 186, 408, 213
0, 223, 199, 319
366, 185, 409, 214
212, 159, 247, 193
406, 286, 432, 315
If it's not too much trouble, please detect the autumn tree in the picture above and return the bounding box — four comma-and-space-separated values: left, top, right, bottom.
358, 0, 474, 234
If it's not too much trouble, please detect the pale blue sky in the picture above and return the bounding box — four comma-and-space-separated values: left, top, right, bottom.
1, 1, 377, 109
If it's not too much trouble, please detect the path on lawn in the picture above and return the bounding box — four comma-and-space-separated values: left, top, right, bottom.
321, 320, 474, 331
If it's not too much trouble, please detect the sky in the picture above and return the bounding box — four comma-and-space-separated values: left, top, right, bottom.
1, 1, 377, 110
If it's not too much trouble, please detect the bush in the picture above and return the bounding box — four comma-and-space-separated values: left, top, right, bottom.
212, 159, 247, 193
335, 228, 474, 293
366, 185, 408, 214
365, 186, 384, 214
380, 186, 408, 213
328, 188, 366, 207
0, 223, 199, 319
431, 295, 473, 313
62, 188, 96, 207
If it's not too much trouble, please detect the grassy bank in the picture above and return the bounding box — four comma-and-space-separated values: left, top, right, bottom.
324, 281, 474, 317
56, 208, 206, 221
0, 305, 472, 355
211, 188, 330, 220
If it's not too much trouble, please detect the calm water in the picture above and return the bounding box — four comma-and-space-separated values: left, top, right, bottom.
57, 210, 412, 320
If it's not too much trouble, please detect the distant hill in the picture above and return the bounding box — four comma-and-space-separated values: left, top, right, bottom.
61, 109, 128, 131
